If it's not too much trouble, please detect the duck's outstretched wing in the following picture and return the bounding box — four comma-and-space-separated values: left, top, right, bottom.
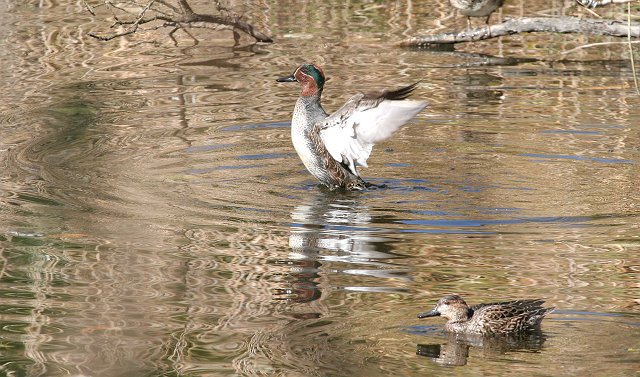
319, 82, 427, 176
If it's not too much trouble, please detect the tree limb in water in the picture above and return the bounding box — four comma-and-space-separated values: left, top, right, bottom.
399, 16, 640, 48
87, 0, 272, 44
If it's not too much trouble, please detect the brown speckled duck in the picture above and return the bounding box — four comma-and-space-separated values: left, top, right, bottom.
418, 294, 554, 335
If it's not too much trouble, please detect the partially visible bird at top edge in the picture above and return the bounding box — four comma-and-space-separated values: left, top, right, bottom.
450, 0, 505, 28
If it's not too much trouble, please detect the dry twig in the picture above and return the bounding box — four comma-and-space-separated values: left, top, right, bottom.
81, 0, 96, 16
87, 0, 272, 43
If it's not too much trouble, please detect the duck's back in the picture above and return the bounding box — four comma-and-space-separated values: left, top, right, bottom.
470, 299, 554, 334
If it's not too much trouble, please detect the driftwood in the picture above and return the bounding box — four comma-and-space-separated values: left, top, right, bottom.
399, 16, 640, 48
85, 0, 272, 44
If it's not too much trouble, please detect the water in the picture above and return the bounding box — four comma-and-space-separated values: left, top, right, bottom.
0, 0, 638, 376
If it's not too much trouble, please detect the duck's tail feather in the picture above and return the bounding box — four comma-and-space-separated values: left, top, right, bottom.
383, 81, 421, 100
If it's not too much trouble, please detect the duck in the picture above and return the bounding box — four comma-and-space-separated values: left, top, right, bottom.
276, 63, 427, 190
450, 0, 505, 27
417, 294, 554, 335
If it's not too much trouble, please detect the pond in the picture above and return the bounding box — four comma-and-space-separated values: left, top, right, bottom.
0, 0, 638, 376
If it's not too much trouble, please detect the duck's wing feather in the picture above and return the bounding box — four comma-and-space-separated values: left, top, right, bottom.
470, 299, 546, 312
471, 299, 554, 334
319, 82, 427, 176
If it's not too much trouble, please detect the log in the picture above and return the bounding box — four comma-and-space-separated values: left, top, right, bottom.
398, 16, 640, 48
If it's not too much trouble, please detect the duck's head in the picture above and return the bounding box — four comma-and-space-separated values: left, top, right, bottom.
276, 63, 326, 96
417, 294, 470, 321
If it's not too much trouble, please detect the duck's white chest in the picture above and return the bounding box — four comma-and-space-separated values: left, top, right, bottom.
290, 101, 325, 179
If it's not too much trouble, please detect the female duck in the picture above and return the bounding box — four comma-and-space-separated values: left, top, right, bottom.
418, 294, 554, 335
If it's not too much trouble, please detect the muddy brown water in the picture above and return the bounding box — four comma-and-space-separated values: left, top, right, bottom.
0, 1, 638, 376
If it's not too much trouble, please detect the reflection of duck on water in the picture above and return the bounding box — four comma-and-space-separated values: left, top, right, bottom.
417, 330, 548, 366
276, 191, 410, 303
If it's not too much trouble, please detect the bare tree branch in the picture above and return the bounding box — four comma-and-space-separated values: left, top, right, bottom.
87, 0, 272, 44
81, 0, 96, 16
399, 16, 640, 48
177, 0, 194, 16
89, 1, 156, 41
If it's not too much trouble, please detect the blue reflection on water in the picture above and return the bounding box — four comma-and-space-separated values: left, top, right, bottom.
521, 153, 633, 164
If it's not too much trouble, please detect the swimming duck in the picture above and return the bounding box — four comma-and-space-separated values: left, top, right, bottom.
418, 294, 554, 335
276, 63, 427, 190
450, 0, 505, 27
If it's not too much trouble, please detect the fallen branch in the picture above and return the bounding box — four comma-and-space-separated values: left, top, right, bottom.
399, 16, 640, 47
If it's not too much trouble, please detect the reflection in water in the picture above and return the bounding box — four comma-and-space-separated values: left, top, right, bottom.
417, 331, 548, 366
271, 258, 322, 304
280, 189, 410, 303
453, 71, 505, 107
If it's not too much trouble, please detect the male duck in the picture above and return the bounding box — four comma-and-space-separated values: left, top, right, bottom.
418, 294, 554, 335
276, 63, 427, 190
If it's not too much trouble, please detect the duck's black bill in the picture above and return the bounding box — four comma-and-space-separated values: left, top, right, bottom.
417, 309, 440, 319
276, 74, 296, 83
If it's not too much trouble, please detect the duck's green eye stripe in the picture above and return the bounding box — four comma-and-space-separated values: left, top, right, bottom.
304, 65, 324, 88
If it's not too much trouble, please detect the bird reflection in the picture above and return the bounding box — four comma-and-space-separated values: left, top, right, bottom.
417, 330, 548, 366
288, 190, 373, 255
453, 72, 505, 106
271, 258, 322, 304
416, 342, 470, 366
273, 189, 410, 303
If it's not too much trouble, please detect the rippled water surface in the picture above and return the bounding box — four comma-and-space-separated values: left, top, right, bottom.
0, 1, 639, 376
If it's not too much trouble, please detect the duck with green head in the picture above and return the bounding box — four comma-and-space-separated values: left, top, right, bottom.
277, 63, 427, 190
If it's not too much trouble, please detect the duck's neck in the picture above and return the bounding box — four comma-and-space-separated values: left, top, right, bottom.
445, 321, 469, 333
292, 92, 326, 132
449, 309, 473, 324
